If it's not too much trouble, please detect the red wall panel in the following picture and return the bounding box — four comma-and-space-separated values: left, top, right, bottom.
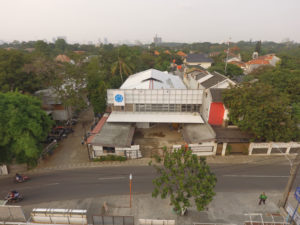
208, 103, 225, 125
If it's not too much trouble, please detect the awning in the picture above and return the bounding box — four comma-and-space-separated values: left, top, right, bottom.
107, 111, 204, 124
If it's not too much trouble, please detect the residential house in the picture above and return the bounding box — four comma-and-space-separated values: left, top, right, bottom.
35, 88, 72, 121
55, 54, 71, 63
202, 88, 228, 126
184, 53, 213, 69
184, 69, 235, 126
245, 53, 280, 74
177, 51, 187, 57
184, 70, 235, 90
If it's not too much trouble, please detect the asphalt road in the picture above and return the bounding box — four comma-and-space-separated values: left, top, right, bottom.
0, 162, 299, 206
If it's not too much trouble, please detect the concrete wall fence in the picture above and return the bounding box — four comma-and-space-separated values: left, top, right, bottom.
31, 208, 87, 225
249, 142, 300, 155
173, 142, 300, 157
139, 219, 175, 225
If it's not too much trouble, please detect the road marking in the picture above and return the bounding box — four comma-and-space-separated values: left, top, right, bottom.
46, 182, 60, 186
223, 175, 289, 178
98, 176, 126, 180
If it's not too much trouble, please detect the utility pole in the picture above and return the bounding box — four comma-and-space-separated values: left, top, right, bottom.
224, 37, 231, 75
129, 173, 132, 208
279, 153, 300, 208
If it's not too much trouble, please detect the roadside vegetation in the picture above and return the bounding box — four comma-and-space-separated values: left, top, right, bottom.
0, 39, 299, 165
151, 148, 216, 215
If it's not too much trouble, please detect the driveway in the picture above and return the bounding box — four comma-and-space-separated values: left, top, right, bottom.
37, 107, 94, 169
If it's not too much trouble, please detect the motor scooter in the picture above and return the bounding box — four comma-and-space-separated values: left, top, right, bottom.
14, 175, 30, 183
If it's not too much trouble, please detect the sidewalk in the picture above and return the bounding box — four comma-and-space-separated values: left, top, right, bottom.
21, 191, 283, 225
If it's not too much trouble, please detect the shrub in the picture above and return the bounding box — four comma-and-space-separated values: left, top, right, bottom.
93, 155, 126, 162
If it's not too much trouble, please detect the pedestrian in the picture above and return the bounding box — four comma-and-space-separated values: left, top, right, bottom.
81, 138, 84, 145
259, 192, 267, 205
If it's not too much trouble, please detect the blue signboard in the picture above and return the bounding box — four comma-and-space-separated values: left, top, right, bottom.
295, 187, 300, 203
115, 94, 123, 103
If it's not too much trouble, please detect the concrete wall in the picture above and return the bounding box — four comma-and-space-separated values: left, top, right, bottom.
201, 90, 212, 122
136, 123, 150, 128
249, 142, 300, 155
52, 107, 72, 121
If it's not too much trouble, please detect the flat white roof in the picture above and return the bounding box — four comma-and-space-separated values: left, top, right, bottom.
107, 112, 204, 124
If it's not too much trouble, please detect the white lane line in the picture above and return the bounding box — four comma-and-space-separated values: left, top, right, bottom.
46, 182, 60, 186
98, 176, 126, 180
223, 175, 289, 178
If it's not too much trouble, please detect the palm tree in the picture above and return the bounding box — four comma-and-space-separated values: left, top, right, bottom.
111, 49, 133, 82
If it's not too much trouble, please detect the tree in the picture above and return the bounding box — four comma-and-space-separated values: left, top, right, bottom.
55, 38, 68, 53
34, 40, 51, 57
111, 53, 133, 82
255, 40, 262, 54
88, 81, 107, 114
209, 63, 243, 78
152, 148, 217, 215
0, 92, 53, 165
223, 83, 299, 141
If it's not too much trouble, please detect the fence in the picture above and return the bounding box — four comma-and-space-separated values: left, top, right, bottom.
40, 141, 58, 160
139, 219, 175, 225
244, 213, 288, 225
173, 142, 217, 156
93, 215, 134, 225
249, 142, 300, 155
31, 208, 87, 224
0, 205, 26, 222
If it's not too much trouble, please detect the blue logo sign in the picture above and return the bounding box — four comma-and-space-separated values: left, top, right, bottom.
115, 94, 123, 103
295, 187, 300, 203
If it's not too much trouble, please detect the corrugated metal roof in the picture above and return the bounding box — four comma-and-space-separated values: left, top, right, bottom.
120, 69, 186, 90
107, 111, 204, 123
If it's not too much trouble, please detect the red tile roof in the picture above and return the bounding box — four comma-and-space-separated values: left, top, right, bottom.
55, 54, 71, 63
177, 51, 187, 57
246, 59, 270, 65
87, 115, 108, 144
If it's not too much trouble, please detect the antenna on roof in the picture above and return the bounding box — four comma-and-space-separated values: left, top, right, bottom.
224, 37, 231, 75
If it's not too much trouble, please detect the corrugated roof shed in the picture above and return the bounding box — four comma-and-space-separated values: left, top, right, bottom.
120, 69, 186, 90
200, 72, 227, 89
186, 54, 213, 63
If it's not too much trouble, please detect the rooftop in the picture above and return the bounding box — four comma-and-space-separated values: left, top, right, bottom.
210, 88, 226, 102
107, 111, 204, 124
120, 69, 186, 90
212, 126, 253, 143
186, 53, 213, 63
182, 124, 216, 143
90, 122, 135, 147
200, 72, 228, 89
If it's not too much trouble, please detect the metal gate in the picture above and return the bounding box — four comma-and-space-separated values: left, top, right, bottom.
93, 215, 134, 225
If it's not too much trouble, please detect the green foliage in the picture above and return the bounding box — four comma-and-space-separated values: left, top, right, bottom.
0, 49, 43, 93
209, 62, 243, 78
223, 83, 299, 141
225, 144, 232, 155
93, 155, 127, 162
255, 41, 262, 53
0, 92, 53, 164
152, 148, 216, 214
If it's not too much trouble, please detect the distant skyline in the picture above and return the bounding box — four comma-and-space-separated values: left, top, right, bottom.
1, 0, 300, 44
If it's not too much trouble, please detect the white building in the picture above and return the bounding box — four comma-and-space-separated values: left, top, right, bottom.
107, 69, 205, 128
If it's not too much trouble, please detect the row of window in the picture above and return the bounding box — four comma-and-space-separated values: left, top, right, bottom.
135, 104, 200, 112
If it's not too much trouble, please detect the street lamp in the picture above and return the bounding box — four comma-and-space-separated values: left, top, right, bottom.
129, 174, 132, 208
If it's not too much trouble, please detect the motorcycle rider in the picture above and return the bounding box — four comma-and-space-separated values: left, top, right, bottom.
15, 173, 23, 182
7, 190, 20, 201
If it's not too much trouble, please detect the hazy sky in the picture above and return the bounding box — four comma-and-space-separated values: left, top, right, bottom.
1, 0, 300, 44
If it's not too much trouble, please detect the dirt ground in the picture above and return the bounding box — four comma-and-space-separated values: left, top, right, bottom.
37, 107, 94, 169
133, 124, 186, 157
